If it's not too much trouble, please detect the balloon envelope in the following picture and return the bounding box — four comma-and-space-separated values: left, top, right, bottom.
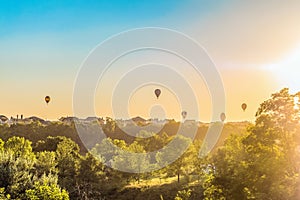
45, 96, 51, 104
220, 112, 226, 122
154, 89, 161, 99
241, 103, 247, 111
181, 111, 187, 119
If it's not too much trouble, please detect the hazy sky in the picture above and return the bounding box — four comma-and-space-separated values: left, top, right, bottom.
1, 0, 300, 121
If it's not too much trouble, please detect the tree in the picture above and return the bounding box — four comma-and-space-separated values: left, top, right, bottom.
242, 88, 300, 199
135, 131, 169, 163
174, 189, 192, 200
0, 139, 4, 152
156, 135, 195, 183
91, 138, 127, 165
204, 88, 300, 199
4, 137, 35, 160
202, 168, 225, 200
35, 151, 57, 177
75, 152, 104, 199
55, 137, 80, 199
34, 136, 64, 152
0, 187, 10, 200
25, 175, 69, 200
103, 117, 116, 134
0, 137, 36, 199
205, 134, 248, 199
112, 141, 150, 184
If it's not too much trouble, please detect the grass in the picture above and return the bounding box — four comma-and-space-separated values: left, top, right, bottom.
103, 175, 203, 200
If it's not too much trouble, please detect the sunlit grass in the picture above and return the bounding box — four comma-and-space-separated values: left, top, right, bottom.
127, 175, 200, 188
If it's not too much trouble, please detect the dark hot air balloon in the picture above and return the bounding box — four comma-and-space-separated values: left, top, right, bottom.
241, 103, 247, 111
181, 111, 187, 119
45, 96, 51, 105
154, 89, 161, 99
220, 112, 226, 122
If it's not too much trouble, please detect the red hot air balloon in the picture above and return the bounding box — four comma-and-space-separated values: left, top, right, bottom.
241, 103, 247, 111
220, 112, 226, 122
154, 89, 161, 99
45, 96, 51, 105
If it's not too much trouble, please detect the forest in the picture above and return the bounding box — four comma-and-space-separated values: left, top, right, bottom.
0, 88, 299, 200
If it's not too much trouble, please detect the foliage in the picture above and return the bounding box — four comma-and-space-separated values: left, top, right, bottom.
156, 135, 195, 183
174, 189, 192, 200
55, 137, 80, 199
25, 176, 69, 200
35, 151, 57, 177
0, 188, 10, 200
204, 88, 300, 199
75, 152, 104, 199
0, 137, 36, 199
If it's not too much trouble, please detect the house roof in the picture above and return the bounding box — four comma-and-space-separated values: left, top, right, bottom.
0, 115, 8, 122
131, 116, 146, 122
27, 116, 45, 122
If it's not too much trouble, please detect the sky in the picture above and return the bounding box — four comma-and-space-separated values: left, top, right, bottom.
1, 0, 300, 121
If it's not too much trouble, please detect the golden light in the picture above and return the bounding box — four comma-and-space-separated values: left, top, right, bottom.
294, 96, 299, 110
266, 44, 300, 93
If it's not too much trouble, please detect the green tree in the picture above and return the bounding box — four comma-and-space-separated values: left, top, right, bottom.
4, 137, 35, 160
174, 189, 192, 200
202, 166, 225, 200
204, 88, 300, 199
0, 137, 36, 199
55, 137, 80, 199
35, 151, 57, 178
0, 139, 4, 152
112, 141, 150, 183
242, 88, 300, 199
156, 135, 194, 183
25, 175, 69, 200
0, 187, 10, 200
103, 117, 116, 134
75, 152, 104, 199
34, 136, 66, 152
202, 134, 245, 199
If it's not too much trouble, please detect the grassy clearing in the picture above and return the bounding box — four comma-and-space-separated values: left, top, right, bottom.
104, 176, 203, 200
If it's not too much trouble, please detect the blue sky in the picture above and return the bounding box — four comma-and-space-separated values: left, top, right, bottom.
0, 0, 224, 82
1, 1, 176, 36
0, 0, 218, 37
1, 1, 300, 120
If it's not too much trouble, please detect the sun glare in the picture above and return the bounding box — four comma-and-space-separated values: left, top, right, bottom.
266, 44, 300, 93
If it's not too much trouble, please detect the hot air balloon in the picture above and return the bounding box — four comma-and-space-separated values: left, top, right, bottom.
220, 112, 226, 122
154, 89, 161, 99
45, 96, 51, 105
181, 111, 187, 119
241, 103, 247, 111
